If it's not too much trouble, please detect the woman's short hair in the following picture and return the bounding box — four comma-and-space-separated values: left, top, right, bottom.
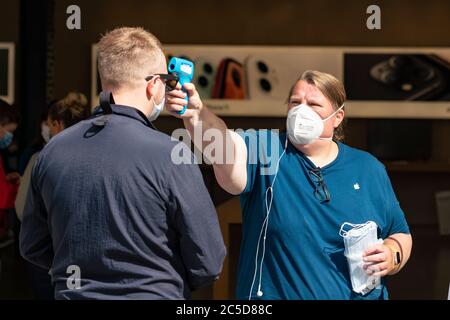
48, 92, 90, 128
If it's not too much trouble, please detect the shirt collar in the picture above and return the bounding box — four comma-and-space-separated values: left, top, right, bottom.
289, 140, 345, 171
92, 104, 154, 128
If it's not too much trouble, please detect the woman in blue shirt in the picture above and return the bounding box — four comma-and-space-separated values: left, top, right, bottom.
167, 70, 412, 300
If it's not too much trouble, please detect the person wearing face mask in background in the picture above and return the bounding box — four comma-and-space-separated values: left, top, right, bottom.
167, 70, 412, 300
0, 99, 20, 249
20, 27, 225, 300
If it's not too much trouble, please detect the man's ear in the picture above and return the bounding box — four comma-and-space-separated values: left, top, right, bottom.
146, 76, 158, 100
333, 109, 345, 128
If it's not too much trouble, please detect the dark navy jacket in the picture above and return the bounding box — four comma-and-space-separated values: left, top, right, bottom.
20, 104, 226, 300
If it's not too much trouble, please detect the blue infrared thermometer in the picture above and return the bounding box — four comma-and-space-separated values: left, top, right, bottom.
168, 57, 195, 115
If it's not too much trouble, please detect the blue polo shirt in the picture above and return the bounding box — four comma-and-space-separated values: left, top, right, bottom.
237, 130, 410, 300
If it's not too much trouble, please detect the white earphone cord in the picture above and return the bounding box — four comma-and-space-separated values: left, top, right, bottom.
248, 137, 288, 300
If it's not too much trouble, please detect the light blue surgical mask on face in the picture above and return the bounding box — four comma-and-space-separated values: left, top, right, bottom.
0, 131, 13, 149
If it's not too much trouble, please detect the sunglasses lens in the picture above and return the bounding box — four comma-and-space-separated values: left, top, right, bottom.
166, 79, 178, 91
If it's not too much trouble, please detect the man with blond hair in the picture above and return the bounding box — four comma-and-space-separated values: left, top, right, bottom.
20, 27, 226, 300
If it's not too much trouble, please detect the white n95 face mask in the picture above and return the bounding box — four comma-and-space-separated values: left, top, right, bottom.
286, 103, 344, 145
339, 221, 382, 295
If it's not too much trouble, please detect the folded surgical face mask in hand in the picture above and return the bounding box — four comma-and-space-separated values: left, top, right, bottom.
339, 221, 382, 295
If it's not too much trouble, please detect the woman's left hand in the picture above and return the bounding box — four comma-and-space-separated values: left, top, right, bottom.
362, 244, 393, 277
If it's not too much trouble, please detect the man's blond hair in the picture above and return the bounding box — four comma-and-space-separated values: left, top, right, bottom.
97, 27, 164, 90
